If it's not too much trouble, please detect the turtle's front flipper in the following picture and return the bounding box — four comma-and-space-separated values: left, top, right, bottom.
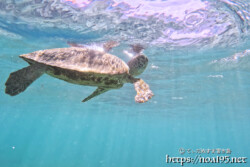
82, 87, 110, 102
130, 44, 144, 54
133, 79, 154, 103
5, 64, 46, 96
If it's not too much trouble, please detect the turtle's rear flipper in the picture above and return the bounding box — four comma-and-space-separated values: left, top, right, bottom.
67, 41, 85, 48
134, 79, 154, 103
82, 87, 110, 102
5, 64, 45, 96
103, 41, 120, 52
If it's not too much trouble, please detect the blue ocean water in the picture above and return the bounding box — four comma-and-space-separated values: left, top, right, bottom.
0, 0, 250, 167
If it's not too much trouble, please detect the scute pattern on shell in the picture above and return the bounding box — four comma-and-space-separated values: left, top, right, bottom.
20, 47, 129, 75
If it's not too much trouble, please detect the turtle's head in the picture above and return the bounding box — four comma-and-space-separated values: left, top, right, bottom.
127, 54, 148, 76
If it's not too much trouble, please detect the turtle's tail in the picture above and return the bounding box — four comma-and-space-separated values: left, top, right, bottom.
5, 64, 45, 96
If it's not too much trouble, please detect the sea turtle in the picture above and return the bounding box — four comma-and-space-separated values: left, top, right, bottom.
5, 41, 154, 103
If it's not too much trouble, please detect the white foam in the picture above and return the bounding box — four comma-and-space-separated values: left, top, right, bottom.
123, 50, 134, 58
172, 97, 184, 100
151, 64, 159, 69
208, 75, 224, 78
84, 44, 105, 52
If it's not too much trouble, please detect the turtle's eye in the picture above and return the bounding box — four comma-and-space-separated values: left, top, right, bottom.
137, 55, 148, 68
140, 54, 148, 63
